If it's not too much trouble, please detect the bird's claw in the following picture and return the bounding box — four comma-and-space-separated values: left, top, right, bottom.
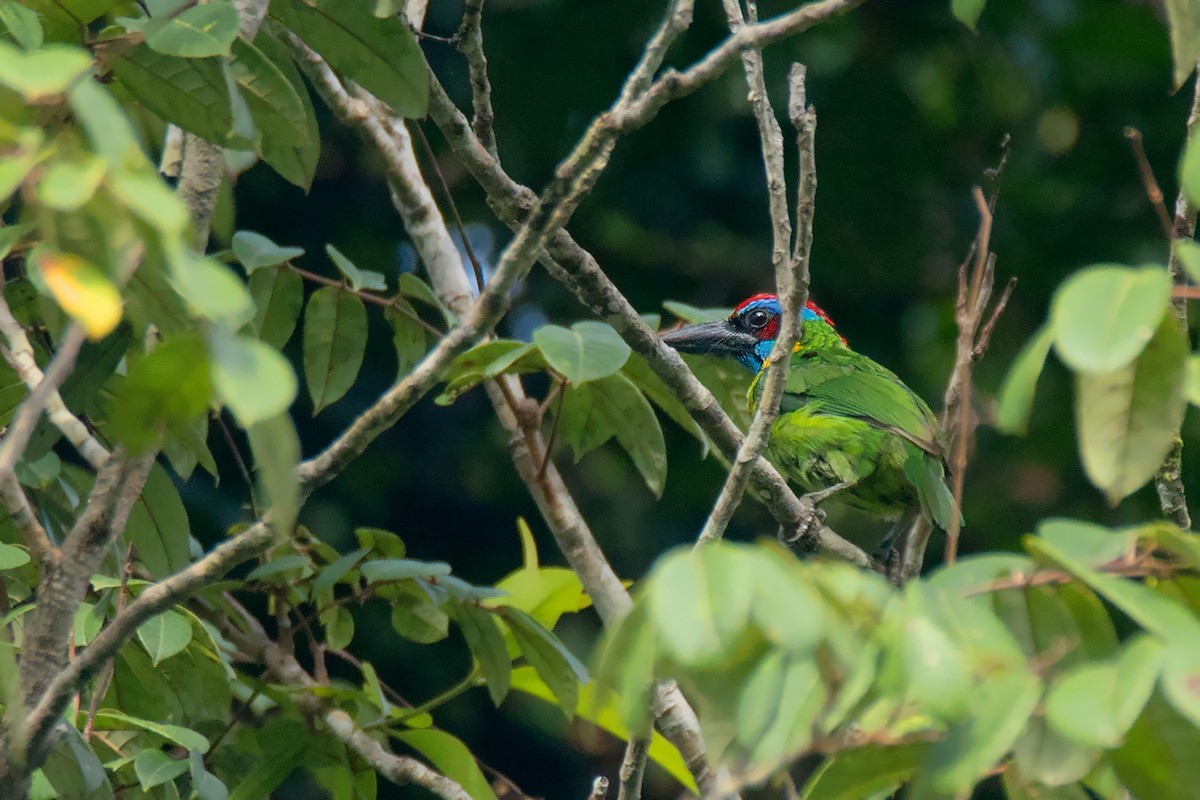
779, 493, 826, 550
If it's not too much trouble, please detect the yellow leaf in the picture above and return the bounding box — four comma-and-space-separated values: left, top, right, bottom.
37, 252, 122, 339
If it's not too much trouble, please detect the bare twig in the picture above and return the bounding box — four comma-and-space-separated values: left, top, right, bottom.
0, 325, 86, 478
1124, 127, 1175, 240
616, 733, 650, 800
1151, 63, 1200, 530
588, 776, 610, 800
453, 0, 498, 158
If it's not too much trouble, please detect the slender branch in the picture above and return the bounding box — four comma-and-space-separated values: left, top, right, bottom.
1124, 127, 1174, 240
0, 325, 86, 477
696, 0, 814, 543
0, 293, 107, 469
1152, 63, 1200, 530
0, 474, 52, 563
453, 0, 498, 158
616, 732, 650, 800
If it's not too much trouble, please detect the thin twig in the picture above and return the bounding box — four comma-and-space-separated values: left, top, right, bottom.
697, 4, 814, 544
453, 0, 498, 159
286, 263, 445, 338
1124, 127, 1174, 240
588, 776, 610, 800
616, 733, 650, 800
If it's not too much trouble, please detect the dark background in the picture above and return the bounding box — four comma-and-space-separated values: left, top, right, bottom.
195, 0, 1196, 796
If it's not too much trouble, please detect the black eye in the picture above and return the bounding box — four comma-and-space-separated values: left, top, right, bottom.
745, 309, 770, 330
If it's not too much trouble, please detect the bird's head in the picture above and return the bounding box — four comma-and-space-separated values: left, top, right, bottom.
660, 293, 845, 372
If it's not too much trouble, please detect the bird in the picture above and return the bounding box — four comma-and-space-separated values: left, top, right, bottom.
660, 293, 960, 543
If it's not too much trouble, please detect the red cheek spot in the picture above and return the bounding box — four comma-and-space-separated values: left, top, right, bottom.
759, 317, 779, 341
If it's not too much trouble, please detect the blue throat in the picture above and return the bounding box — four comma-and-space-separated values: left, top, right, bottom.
738, 305, 823, 373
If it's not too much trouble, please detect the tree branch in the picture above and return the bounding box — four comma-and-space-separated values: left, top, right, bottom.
219, 599, 474, 800
698, 0, 813, 544
453, 0, 498, 158
23, 522, 273, 760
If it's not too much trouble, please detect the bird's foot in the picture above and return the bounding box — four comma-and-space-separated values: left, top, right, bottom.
875, 539, 904, 587
778, 493, 827, 551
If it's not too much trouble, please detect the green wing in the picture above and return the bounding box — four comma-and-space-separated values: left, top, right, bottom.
775, 351, 945, 457
902, 444, 962, 530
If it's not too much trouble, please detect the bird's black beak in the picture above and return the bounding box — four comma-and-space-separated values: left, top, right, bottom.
660, 320, 756, 360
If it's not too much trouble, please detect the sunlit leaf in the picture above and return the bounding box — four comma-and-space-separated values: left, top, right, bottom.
1050, 264, 1170, 373
34, 251, 122, 340
533, 321, 631, 383
209, 326, 298, 426
0, 41, 91, 100
144, 1, 238, 58
0, 1, 43, 50
37, 152, 105, 211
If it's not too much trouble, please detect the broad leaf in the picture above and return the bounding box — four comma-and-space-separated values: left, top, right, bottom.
133, 749, 188, 791
951, 0, 985, 31
250, 27, 320, 189
246, 413, 300, 538
144, 1, 239, 58
248, 267, 303, 349
1074, 315, 1186, 504
1051, 264, 1171, 373
209, 326, 298, 426
360, 558, 451, 583
1165, 0, 1200, 90
533, 321, 631, 383
326, 244, 386, 292
0, 41, 91, 100
498, 607, 587, 716
391, 730, 498, 800
233, 231, 305, 271
137, 609, 194, 665
269, 0, 428, 116
454, 603, 512, 706
112, 47, 234, 145
303, 287, 367, 413
0, 1, 43, 50
590, 373, 667, 496
124, 463, 191, 578
111, 336, 212, 453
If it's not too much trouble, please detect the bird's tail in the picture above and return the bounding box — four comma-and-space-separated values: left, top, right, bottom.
902, 445, 963, 532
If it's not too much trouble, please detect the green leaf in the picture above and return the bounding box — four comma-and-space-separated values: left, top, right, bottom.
233, 231, 305, 271
1109, 690, 1200, 800
1183, 133, 1200, 212
322, 605, 354, 650
392, 729, 498, 800
951, 0, 985, 31
0, 2, 43, 50
1045, 635, 1163, 747
230, 36, 308, 149
1187, 355, 1200, 406
89, 709, 210, 753
69, 77, 144, 168
0, 128, 40, 203
1036, 518, 1140, 567
0, 543, 29, 570
387, 301, 428, 378
109, 169, 190, 234
325, 244, 386, 292
269, 0, 428, 117
125, 463, 191, 578
246, 413, 300, 538
250, 27, 320, 190
303, 286, 367, 413
662, 300, 729, 324
209, 326, 297, 426
248, 267, 303, 349
36, 153, 106, 211
1161, 636, 1200, 727
1075, 315, 1187, 504
313, 547, 368, 593
245, 553, 311, 580
533, 321, 631, 383
802, 743, 926, 800
558, 383, 614, 461
137, 609, 194, 666
1173, 239, 1200, 284
1050, 264, 1171, 373
915, 669, 1040, 795
620, 353, 708, 454
0, 41, 91, 100
111, 47, 235, 146
590, 373, 667, 496
0, 223, 32, 262
1165, 0, 1200, 90
390, 588, 449, 643
498, 607, 587, 716
144, 1, 238, 57
225, 725, 308, 800
360, 558, 451, 583
133, 749, 188, 791
189, 749, 228, 800
169, 251, 255, 326
111, 336, 212, 454
399, 272, 454, 324
454, 603, 512, 706
996, 323, 1054, 435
